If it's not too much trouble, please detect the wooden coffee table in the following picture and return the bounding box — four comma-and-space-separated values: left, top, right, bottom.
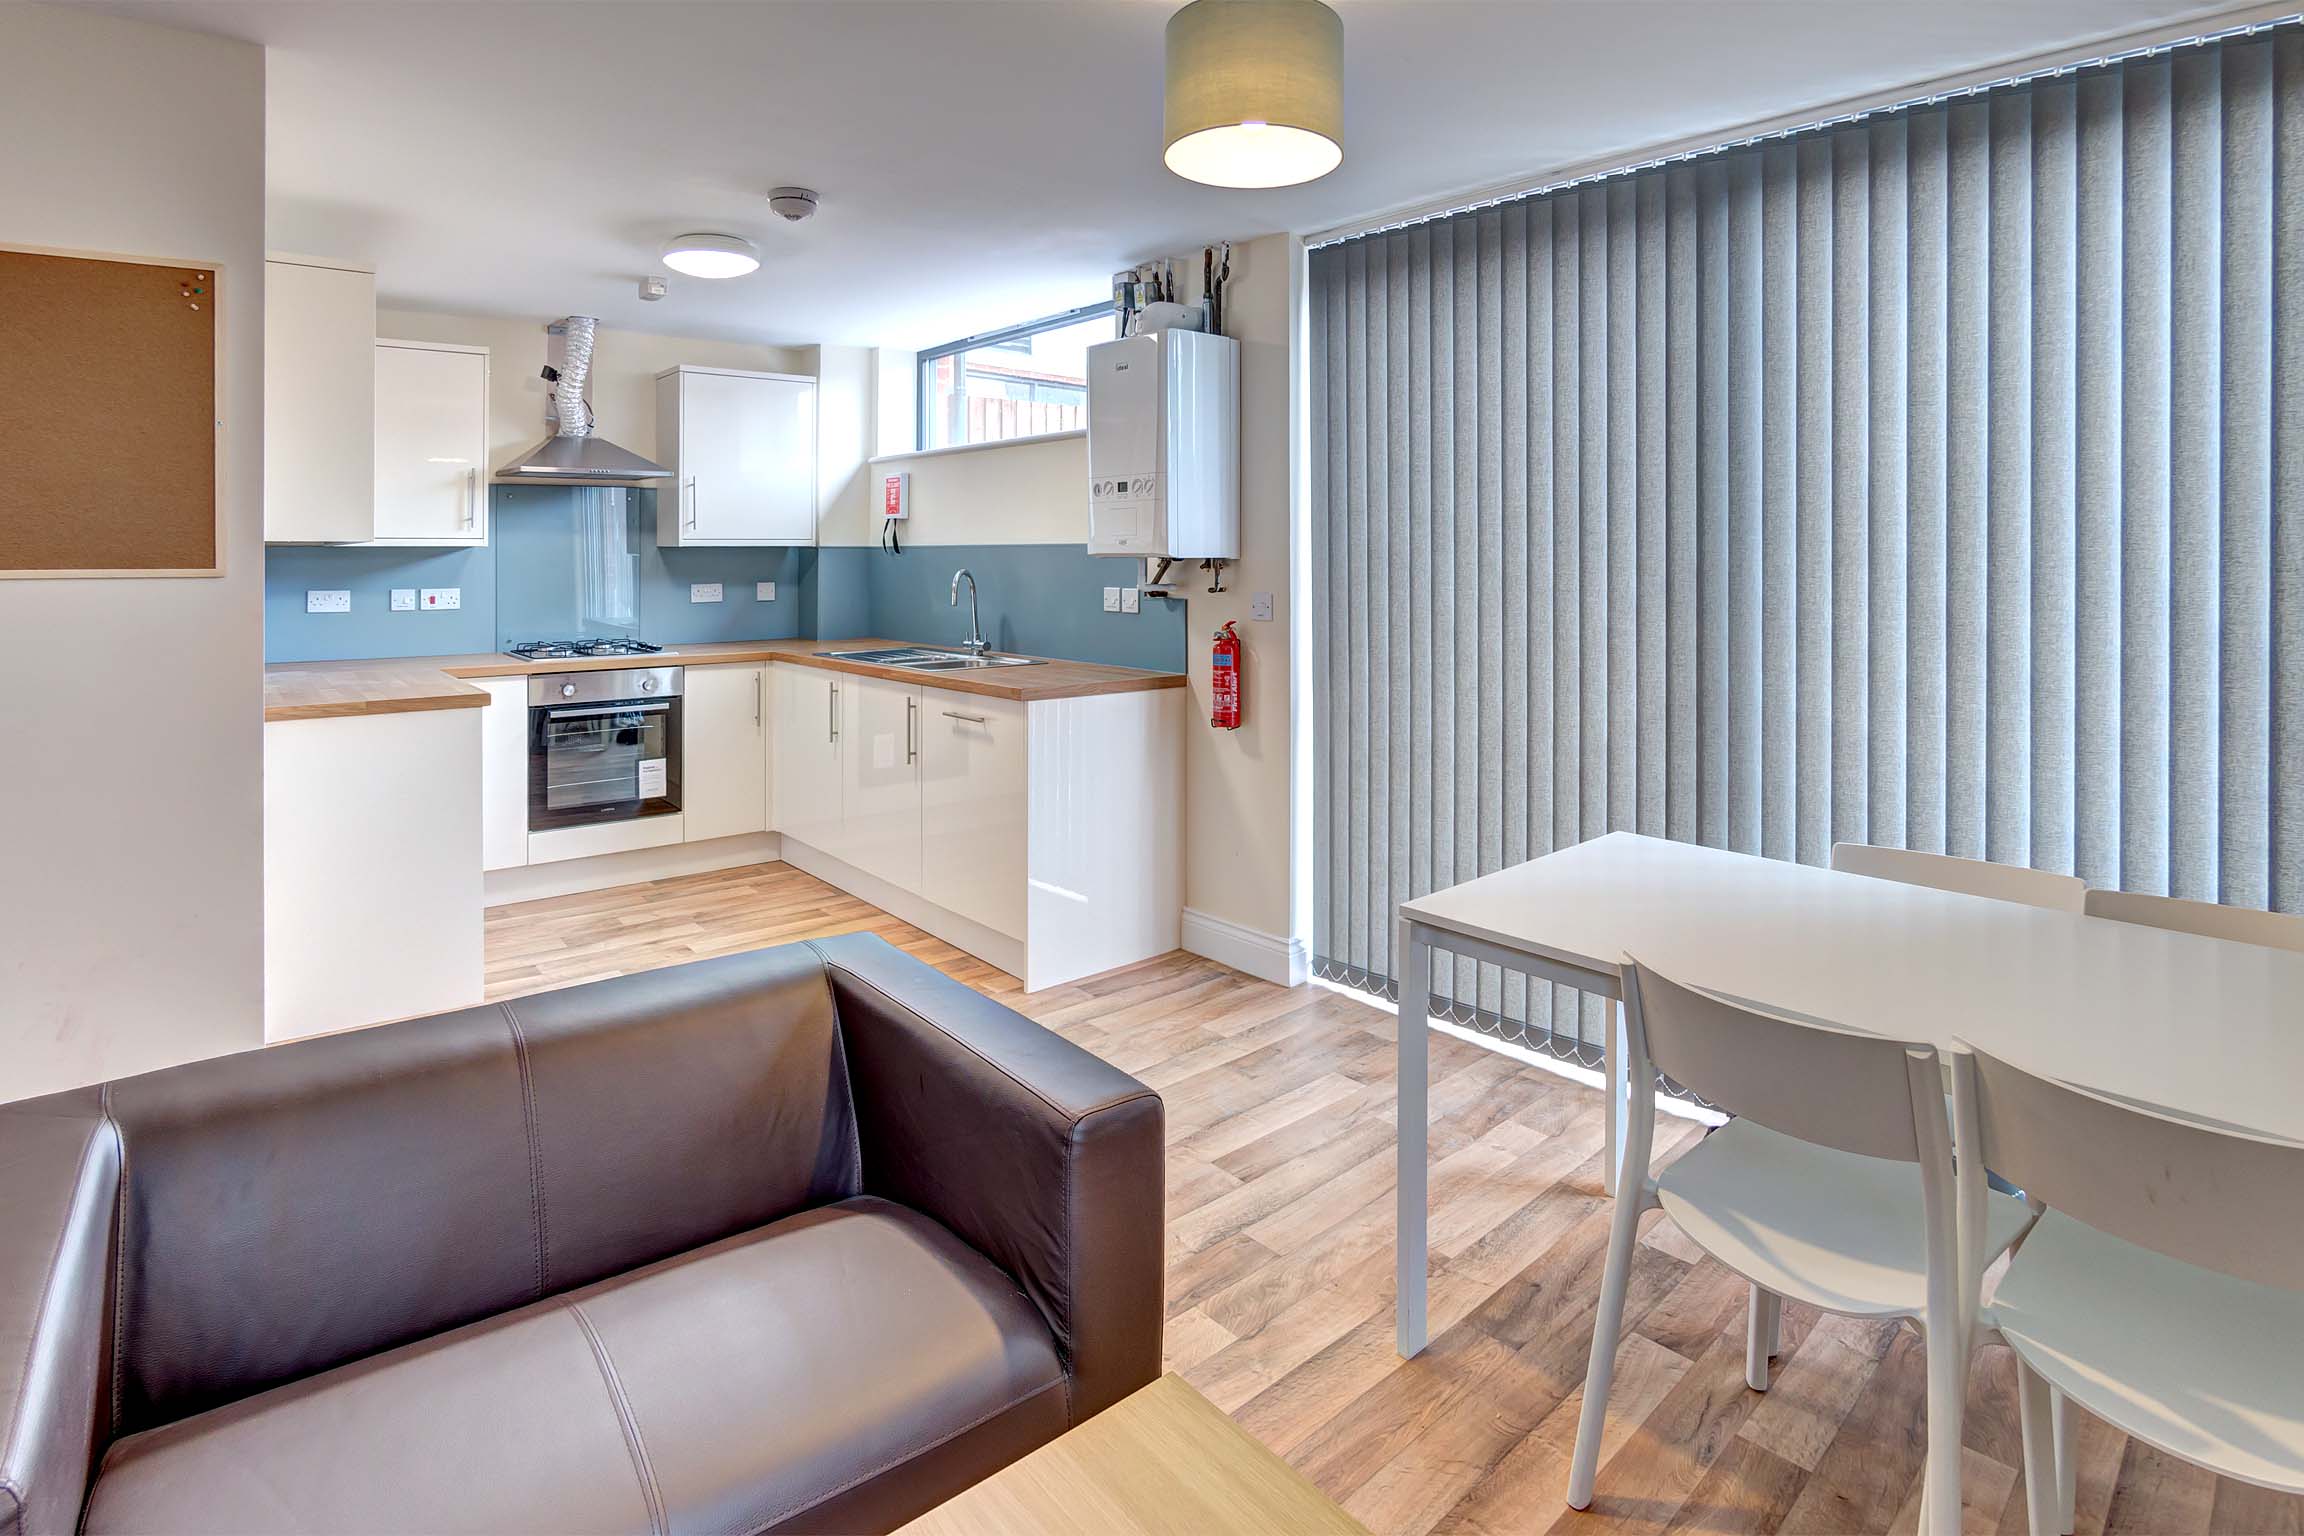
895, 1373, 1371, 1536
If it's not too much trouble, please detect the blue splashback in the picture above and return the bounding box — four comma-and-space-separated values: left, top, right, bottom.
268, 487, 804, 660
266, 490, 1184, 673
855, 545, 1187, 672
263, 544, 496, 660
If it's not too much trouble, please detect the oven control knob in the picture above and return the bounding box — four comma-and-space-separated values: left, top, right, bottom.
639, 677, 657, 693
559, 682, 577, 698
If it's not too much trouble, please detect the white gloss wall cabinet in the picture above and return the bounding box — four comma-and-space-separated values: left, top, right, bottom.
773, 664, 844, 854
655, 366, 817, 546
920, 694, 1027, 941
265, 709, 484, 1041
682, 662, 768, 843
265, 254, 375, 543
372, 339, 490, 545
478, 677, 530, 871
774, 674, 1181, 990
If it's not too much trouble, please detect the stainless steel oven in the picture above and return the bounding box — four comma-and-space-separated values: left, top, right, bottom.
528, 667, 683, 831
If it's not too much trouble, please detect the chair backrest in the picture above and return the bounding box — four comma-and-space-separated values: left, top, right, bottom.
1621, 959, 1941, 1164
1831, 842, 2085, 912
1964, 1044, 2304, 1291
2083, 887, 2304, 953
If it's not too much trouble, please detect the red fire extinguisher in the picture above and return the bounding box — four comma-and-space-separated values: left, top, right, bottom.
1211, 622, 1243, 730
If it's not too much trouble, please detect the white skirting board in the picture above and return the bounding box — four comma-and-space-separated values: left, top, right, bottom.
779, 838, 1027, 981
1181, 908, 1308, 988
484, 831, 783, 907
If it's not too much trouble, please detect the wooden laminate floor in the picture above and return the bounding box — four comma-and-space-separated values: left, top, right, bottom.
486, 860, 2301, 1536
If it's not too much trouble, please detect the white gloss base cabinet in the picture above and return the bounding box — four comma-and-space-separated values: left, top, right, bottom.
778, 676, 1180, 991
265, 709, 484, 1042
681, 663, 767, 843
479, 677, 530, 871
840, 673, 926, 891
920, 693, 1027, 942
772, 663, 844, 854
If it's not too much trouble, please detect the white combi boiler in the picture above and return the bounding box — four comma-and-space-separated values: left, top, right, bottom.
1085, 328, 1239, 559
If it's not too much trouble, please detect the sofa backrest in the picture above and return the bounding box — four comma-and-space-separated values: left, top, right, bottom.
99, 943, 860, 1438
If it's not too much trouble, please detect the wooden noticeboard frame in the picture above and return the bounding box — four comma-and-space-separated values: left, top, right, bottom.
0, 244, 226, 579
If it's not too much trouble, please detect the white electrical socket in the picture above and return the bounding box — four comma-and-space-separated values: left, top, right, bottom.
756, 581, 777, 601
1250, 591, 1275, 621
1120, 587, 1141, 614
305, 589, 351, 615
1102, 587, 1122, 612
389, 589, 417, 612
690, 582, 724, 603
419, 587, 460, 611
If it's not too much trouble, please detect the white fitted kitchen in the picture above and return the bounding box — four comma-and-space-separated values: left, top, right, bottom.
249, 151, 1240, 1044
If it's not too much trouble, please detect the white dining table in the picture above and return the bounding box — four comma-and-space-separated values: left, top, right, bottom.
1393, 830, 2304, 1356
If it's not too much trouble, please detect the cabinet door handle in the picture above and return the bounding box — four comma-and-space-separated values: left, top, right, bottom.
463, 467, 478, 529
828, 682, 838, 743
941, 710, 988, 725
686, 478, 700, 530
753, 673, 762, 727
906, 697, 918, 763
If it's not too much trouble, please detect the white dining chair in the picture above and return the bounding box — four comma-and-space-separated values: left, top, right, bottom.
2083, 887, 2304, 952
1565, 959, 2031, 1535
1831, 842, 2087, 912
1960, 1043, 2304, 1536
1786, 842, 2081, 1394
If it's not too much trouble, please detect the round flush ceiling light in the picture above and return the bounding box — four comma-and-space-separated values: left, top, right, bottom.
1163, 0, 1343, 189
660, 233, 760, 279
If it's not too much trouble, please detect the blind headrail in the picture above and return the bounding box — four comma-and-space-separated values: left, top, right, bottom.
1305, 4, 2304, 251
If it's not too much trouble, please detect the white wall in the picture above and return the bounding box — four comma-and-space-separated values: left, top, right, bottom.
840, 434, 1091, 548
376, 306, 812, 477
0, 5, 268, 1099
1172, 235, 1300, 974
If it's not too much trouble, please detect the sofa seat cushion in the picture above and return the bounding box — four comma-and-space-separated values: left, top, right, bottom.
82, 1197, 1068, 1536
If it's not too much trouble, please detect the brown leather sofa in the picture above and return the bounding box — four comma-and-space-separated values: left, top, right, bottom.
0, 934, 1165, 1535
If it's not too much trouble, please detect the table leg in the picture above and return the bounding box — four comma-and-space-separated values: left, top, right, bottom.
1395, 918, 1430, 1359
1603, 997, 1630, 1196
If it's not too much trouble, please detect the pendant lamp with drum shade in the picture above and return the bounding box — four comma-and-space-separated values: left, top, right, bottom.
1163, 0, 1344, 188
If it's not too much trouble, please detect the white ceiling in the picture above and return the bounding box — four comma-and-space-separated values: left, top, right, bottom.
89, 0, 2247, 349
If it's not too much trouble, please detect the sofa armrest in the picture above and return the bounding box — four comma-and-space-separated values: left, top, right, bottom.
807, 934, 1163, 1424
0, 1090, 118, 1536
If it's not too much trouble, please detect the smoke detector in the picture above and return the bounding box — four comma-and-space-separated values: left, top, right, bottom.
767, 186, 819, 223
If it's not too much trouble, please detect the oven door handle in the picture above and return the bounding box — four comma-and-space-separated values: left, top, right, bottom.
544, 701, 673, 721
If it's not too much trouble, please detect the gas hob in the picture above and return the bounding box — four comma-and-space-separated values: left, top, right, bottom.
504, 638, 665, 661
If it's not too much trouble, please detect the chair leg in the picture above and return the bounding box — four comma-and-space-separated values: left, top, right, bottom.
2052, 1388, 2076, 1534
1919, 1319, 1965, 1536
1745, 1285, 1781, 1391
1566, 1178, 1645, 1509
2016, 1357, 2060, 1536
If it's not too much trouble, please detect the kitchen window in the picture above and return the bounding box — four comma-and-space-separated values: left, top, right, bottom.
917, 301, 1116, 451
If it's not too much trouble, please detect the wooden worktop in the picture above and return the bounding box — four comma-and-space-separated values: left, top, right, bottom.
265, 638, 1186, 721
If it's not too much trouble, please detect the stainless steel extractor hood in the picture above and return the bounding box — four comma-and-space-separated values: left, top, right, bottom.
496, 316, 672, 483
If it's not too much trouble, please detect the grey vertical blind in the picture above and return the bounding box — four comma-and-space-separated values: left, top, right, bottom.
1311, 29, 2304, 1059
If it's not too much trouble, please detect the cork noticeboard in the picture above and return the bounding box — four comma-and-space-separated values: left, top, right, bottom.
0, 246, 223, 578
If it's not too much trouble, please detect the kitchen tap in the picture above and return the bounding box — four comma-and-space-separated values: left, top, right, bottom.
950, 568, 989, 656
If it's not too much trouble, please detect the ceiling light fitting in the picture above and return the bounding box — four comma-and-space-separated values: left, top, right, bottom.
659, 232, 760, 279
1163, 0, 1343, 189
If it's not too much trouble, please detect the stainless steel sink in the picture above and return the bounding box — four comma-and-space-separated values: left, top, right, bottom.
815, 647, 1045, 671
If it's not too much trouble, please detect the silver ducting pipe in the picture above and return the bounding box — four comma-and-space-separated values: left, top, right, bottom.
554, 316, 597, 437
